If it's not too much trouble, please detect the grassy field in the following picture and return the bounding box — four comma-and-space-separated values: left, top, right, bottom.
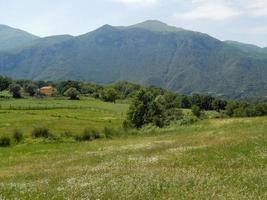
0, 97, 128, 135
0, 98, 266, 199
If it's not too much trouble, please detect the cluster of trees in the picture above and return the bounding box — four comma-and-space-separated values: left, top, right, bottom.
226, 101, 267, 117
125, 89, 184, 128
125, 88, 267, 128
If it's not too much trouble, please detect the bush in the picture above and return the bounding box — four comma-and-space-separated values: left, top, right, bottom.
61, 130, 73, 138
25, 83, 38, 96
177, 116, 199, 126
9, 83, 22, 98
64, 87, 80, 100
13, 130, 23, 143
75, 129, 101, 141
32, 127, 53, 138
192, 105, 201, 118
103, 127, 117, 139
0, 135, 11, 147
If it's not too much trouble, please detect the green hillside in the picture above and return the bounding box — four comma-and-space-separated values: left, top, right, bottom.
0, 25, 39, 51
0, 21, 266, 99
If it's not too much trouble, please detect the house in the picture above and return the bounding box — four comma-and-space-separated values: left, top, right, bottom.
39, 86, 57, 96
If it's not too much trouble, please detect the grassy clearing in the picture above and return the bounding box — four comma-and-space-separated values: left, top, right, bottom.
0, 98, 266, 199
0, 97, 128, 136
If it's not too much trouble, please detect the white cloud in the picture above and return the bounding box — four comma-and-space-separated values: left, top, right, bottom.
174, 2, 241, 20
244, 0, 267, 16
114, 0, 159, 6
238, 26, 267, 34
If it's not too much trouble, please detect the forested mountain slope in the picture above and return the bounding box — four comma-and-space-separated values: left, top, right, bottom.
0, 21, 266, 98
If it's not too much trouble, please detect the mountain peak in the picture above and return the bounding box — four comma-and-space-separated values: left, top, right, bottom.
129, 20, 184, 32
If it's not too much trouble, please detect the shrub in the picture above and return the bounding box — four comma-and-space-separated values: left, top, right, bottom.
178, 116, 199, 126
0, 135, 11, 147
61, 130, 73, 138
25, 83, 38, 96
13, 130, 23, 143
9, 83, 22, 98
103, 127, 116, 139
100, 88, 119, 103
64, 87, 80, 100
192, 105, 201, 118
75, 129, 101, 141
32, 127, 52, 138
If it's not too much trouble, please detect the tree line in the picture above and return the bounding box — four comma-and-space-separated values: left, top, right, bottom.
1, 76, 267, 129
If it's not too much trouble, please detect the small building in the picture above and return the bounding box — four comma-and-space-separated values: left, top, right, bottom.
39, 86, 57, 96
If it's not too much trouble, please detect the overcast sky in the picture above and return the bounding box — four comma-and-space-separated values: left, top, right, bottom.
0, 0, 267, 47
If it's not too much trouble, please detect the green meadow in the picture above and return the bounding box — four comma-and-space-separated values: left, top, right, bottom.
0, 98, 128, 135
0, 98, 266, 199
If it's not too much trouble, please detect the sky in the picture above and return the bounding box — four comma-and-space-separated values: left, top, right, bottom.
0, 0, 267, 47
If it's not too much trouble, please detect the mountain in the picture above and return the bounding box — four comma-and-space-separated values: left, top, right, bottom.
225, 41, 267, 58
0, 20, 266, 99
125, 20, 184, 32
0, 25, 39, 51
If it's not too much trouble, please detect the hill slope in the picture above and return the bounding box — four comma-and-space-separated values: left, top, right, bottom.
0, 25, 39, 51
0, 21, 266, 98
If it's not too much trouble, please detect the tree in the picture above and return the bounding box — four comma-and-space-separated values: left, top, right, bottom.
0, 76, 12, 91
9, 84, 22, 98
212, 99, 227, 112
127, 89, 154, 128
64, 87, 80, 100
178, 95, 191, 108
25, 83, 38, 96
100, 88, 118, 103
57, 80, 81, 95
192, 105, 201, 118
225, 101, 239, 117
201, 95, 215, 110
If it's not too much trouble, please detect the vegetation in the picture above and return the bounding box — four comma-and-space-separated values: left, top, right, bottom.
9, 83, 21, 98
25, 83, 38, 96
0, 79, 266, 199
0, 135, 11, 147
192, 105, 201, 118
12, 129, 23, 143
31, 127, 53, 139
0, 75, 11, 91
1, 21, 267, 99
0, 22, 266, 199
0, 77, 266, 131
0, 117, 266, 199
64, 87, 80, 100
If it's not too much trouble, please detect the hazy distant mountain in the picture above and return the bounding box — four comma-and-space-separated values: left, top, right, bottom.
0, 21, 266, 99
225, 41, 267, 58
0, 25, 39, 51
125, 20, 184, 32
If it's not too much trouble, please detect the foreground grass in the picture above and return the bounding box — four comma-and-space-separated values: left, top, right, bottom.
0, 116, 266, 199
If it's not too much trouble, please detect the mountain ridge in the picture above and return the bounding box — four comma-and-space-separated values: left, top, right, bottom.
0, 24, 39, 52
0, 21, 266, 99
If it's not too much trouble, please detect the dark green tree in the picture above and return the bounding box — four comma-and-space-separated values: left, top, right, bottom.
126, 89, 154, 128
178, 95, 191, 108
0, 76, 12, 91
9, 84, 22, 98
212, 99, 227, 112
64, 87, 80, 100
25, 83, 38, 96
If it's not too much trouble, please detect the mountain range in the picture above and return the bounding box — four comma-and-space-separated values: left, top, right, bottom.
0, 20, 266, 99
